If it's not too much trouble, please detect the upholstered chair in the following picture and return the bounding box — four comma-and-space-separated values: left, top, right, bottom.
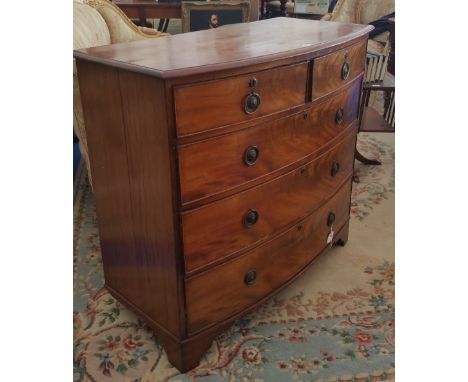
266, 0, 394, 57
73, 0, 169, 188
322, 0, 394, 55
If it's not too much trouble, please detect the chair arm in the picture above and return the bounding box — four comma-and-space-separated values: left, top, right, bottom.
137, 26, 170, 38
373, 31, 390, 44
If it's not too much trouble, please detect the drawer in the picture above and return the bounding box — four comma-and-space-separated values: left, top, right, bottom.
178, 78, 360, 205
185, 179, 352, 333
312, 39, 367, 100
174, 62, 308, 137
182, 130, 356, 274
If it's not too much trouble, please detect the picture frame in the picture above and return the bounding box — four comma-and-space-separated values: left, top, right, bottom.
294, 0, 329, 15
181, 1, 250, 33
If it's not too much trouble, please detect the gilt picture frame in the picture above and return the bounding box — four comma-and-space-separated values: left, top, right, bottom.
181, 1, 251, 33
294, 0, 329, 15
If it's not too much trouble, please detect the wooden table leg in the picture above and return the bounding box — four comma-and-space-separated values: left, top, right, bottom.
163, 18, 170, 32
355, 148, 381, 165
158, 18, 165, 31
279, 0, 287, 16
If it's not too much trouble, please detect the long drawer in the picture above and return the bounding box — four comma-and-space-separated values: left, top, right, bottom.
174, 62, 308, 137
312, 39, 367, 100
182, 130, 356, 274
178, 78, 361, 205
185, 179, 352, 333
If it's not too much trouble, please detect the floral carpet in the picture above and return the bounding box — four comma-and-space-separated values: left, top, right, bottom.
74, 133, 395, 382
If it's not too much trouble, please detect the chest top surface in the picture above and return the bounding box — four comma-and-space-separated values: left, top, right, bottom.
73, 17, 372, 79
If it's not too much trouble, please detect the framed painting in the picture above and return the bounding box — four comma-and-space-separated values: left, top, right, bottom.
181, 1, 251, 33
294, 0, 329, 15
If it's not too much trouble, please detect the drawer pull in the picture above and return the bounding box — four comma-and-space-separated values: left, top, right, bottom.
244, 92, 261, 114
341, 62, 350, 80
244, 145, 259, 166
243, 209, 259, 228
244, 269, 257, 285
335, 108, 344, 125
248, 77, 258, 88
331, 161, 340, 177
327, 212, 336, 227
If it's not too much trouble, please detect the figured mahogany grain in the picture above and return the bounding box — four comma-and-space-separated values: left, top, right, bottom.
182, 129, 357, 274
178, 78, 361, 205
76, 61, 183, 337
174, 62, 308, 136
185, 180, 353, 333
312, 39, 367, 100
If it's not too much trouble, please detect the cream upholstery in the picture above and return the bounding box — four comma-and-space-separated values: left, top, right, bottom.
322, 0, 394, 55
357, 0, 394, 24
74, 1, 111, 50
73, 0, 169, 187
268, 0, 394, 52
322, 0, 394, 23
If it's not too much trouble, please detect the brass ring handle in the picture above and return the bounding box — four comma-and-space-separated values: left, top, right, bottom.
341, 62, 350, 80
243, 209, 259, 228
327, 212, 336, 227
244, 269, 257, 285
248, 77, 258, 88
244, 92, 261, 114
244, 145, 259, 166
331, 161, 340, 177
335, 108, 344, 125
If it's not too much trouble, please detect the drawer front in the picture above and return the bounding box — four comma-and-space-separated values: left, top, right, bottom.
312, 39, 367, 100
178, 79, 360, 205
182, 130, 356, 273
174, 62, 308, 137
186, 179, 352, 333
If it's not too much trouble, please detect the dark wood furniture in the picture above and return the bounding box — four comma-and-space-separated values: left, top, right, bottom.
354, 17, 395, 167
356, 72, 395, 165
114, 0, 259, 31
74, 18, 372, 372
114, 0, 181, 32
388, 17, 395, 75
361, 73, 395, 132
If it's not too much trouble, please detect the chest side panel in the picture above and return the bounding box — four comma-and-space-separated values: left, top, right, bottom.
76, 61, 183, 338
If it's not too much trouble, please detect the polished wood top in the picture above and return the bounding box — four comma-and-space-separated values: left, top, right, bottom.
74, 17, 372, 79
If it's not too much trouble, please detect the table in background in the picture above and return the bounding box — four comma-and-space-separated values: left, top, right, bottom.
388, 17, 395, 75
356, 72, 395, 166
356, 16, 395, 166
114, 0, 181, 32
114, 0, 260, 31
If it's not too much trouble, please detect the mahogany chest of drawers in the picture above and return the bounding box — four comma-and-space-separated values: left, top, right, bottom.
74, 18, 372, 372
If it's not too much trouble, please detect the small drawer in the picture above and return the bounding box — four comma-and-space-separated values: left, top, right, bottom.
178, 78, 360, 205
174, 62, 308, 137
185, 179, 352, 333
312, 39, 367, 100
182, 131, 356, 274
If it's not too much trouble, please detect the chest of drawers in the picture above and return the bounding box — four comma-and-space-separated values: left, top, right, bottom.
74, 17, 372, 372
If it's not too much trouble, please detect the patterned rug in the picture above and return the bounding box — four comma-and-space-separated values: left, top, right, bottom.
73, 132, 395, 382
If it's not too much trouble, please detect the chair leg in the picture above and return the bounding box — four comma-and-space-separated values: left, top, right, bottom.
163, 19, 170, 32
158, 18, 165, 31
279, 0, 287, 16
355, 148, 381, 165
